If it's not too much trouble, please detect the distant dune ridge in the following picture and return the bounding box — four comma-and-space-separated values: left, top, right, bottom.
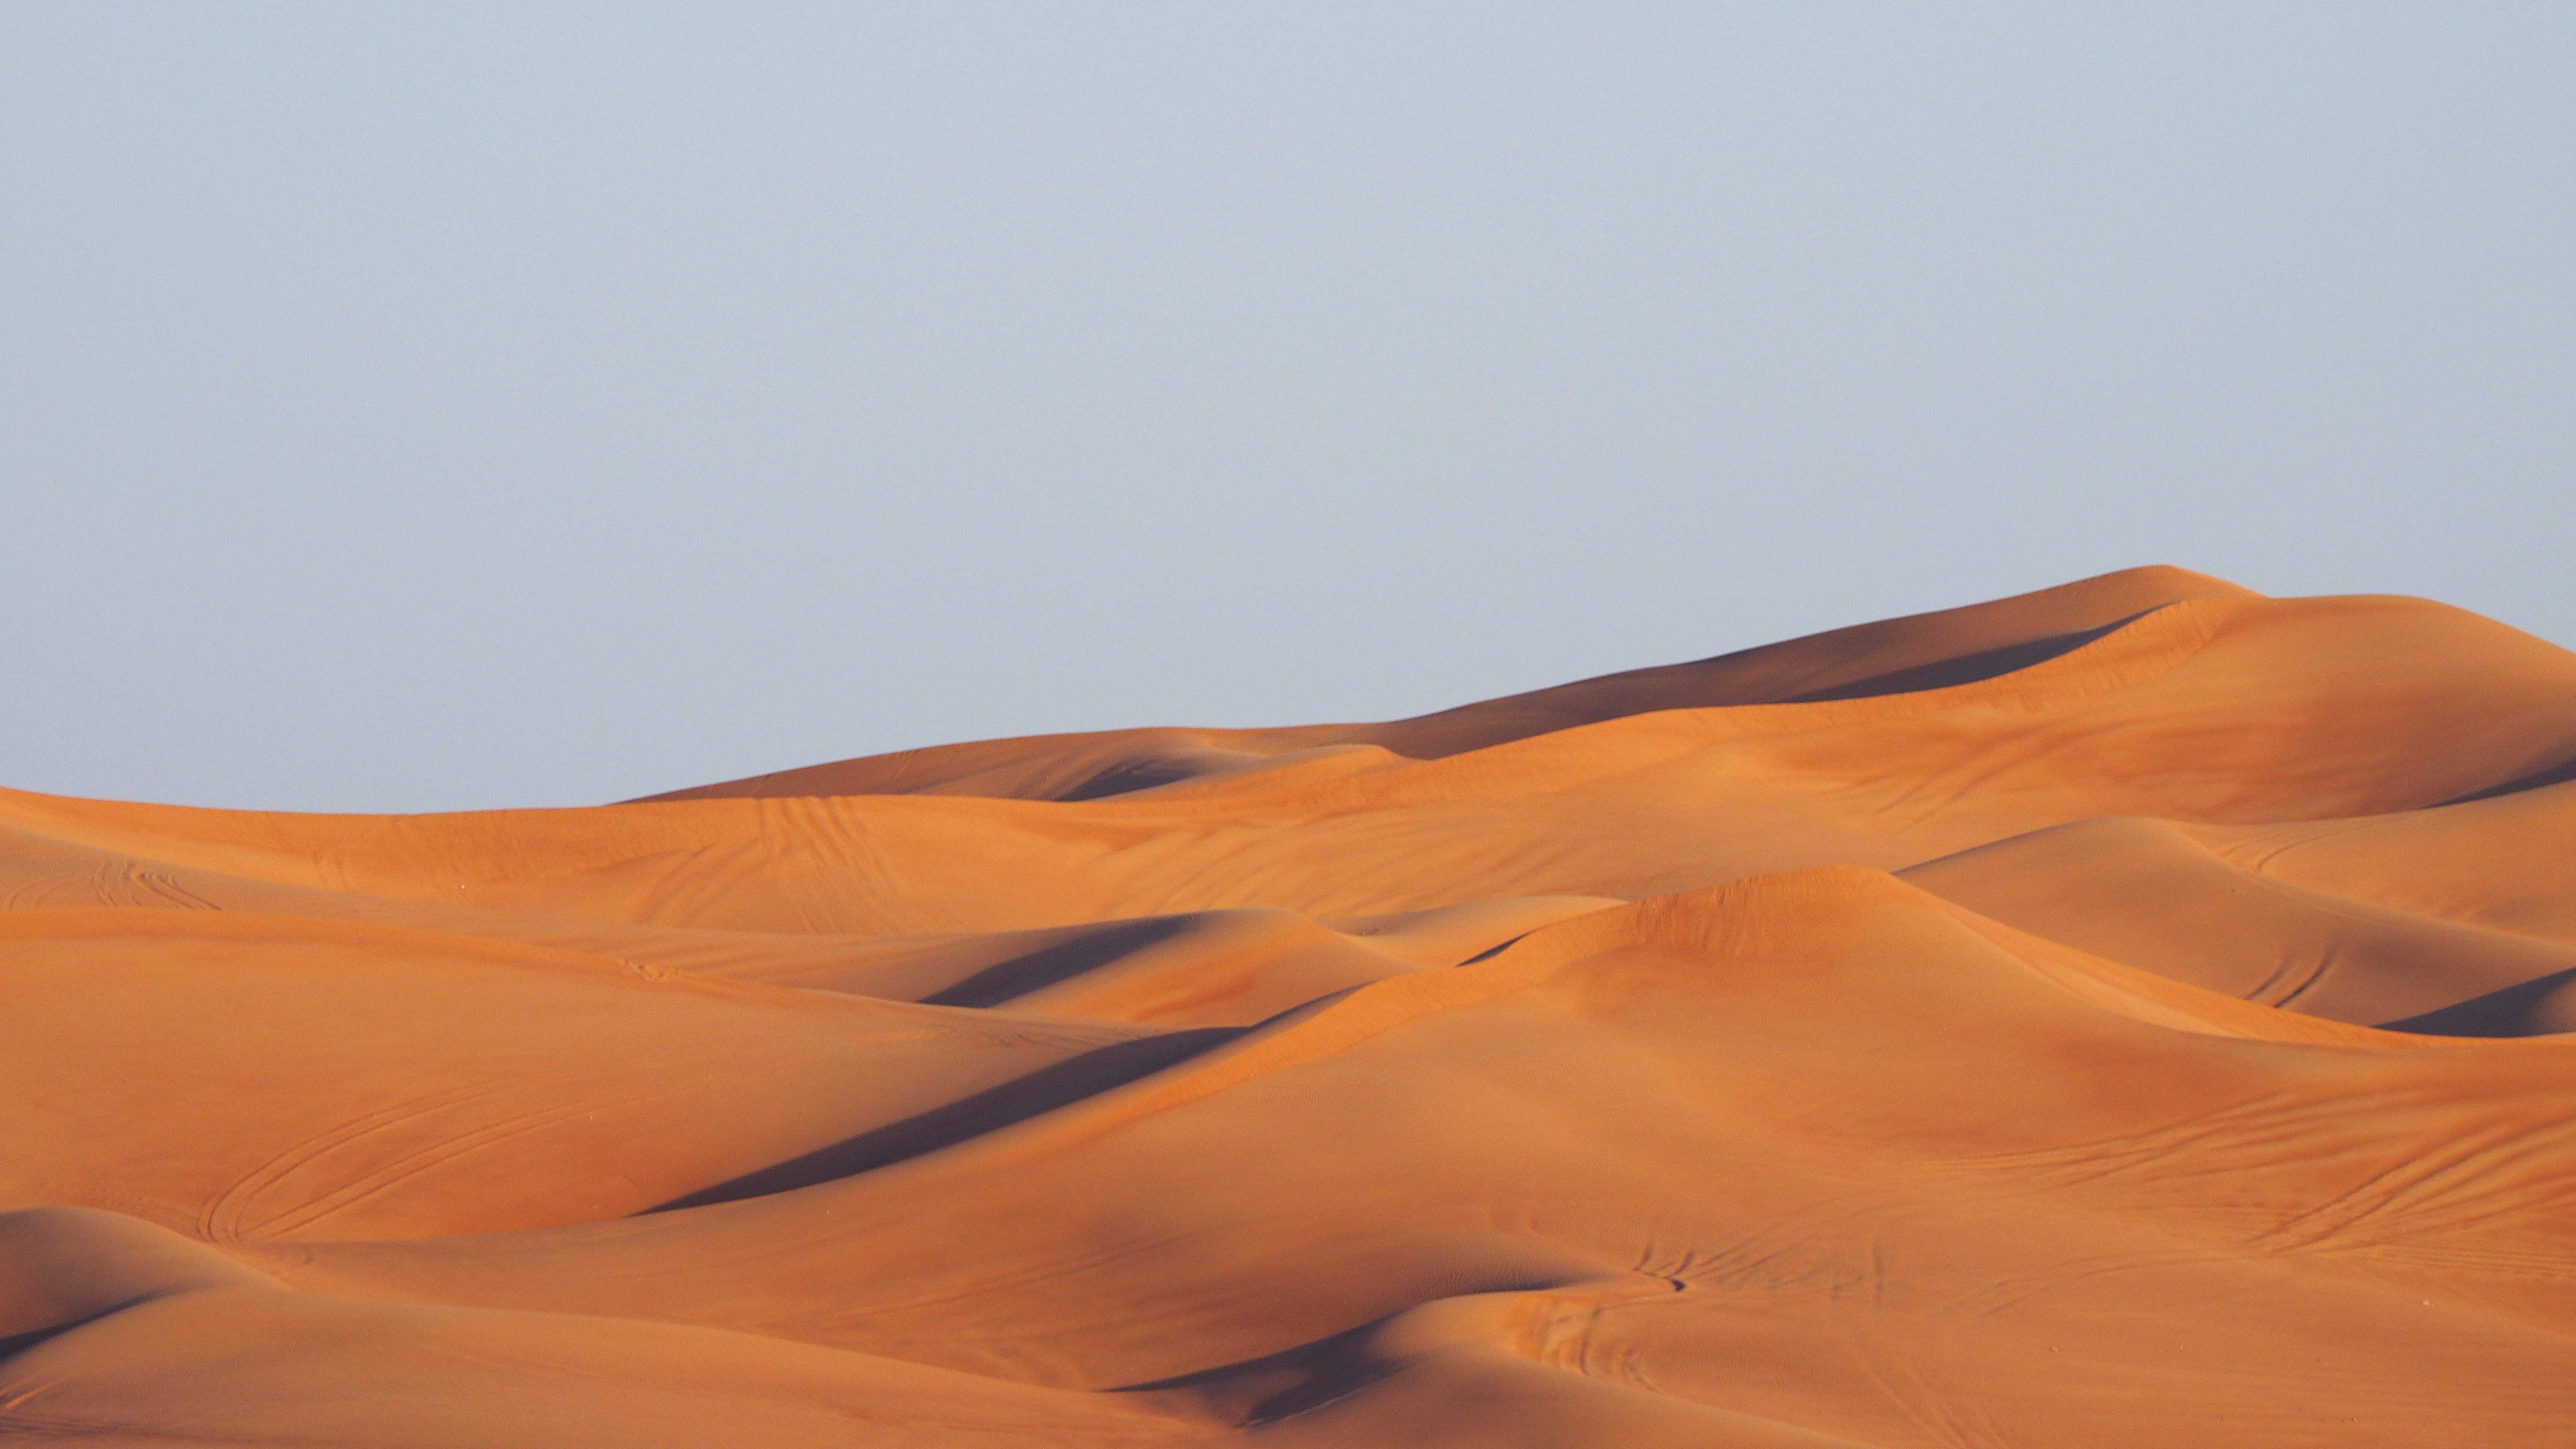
8, 566, 2576, 1447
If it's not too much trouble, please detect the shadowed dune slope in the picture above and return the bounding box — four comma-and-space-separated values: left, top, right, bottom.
8, 567, 2576, 1447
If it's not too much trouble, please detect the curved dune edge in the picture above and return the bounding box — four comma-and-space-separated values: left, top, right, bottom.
0, 591, 2246, 921
4, 586, 2570, 937
0, 588, 2238, 839
2192, 777, 2576, 949
783, 866, 2454, 1196
1904, 812, 2576, 1033
11, 566, 2576, 1447
0, 1209, 1219, 1448
640, 564, 2261, 804
1123, 593, 2252, 811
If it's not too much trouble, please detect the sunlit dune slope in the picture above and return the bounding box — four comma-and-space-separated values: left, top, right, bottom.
8, 566, 2575, 1447
1902, 809, 2576, 1030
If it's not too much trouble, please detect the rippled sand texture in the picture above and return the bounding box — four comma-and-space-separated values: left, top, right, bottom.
8, 566, 2576, 1447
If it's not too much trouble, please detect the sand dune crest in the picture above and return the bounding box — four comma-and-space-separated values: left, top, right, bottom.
8, 567, 2575, 1445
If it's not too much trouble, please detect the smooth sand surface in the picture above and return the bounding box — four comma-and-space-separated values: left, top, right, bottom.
7, 565, 2575, 1445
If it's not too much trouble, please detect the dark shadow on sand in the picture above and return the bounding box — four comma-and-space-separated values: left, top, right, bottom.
2435, 754, 2576, 808
2379, 967, 2576, 1039
645, 1027, 1242, 1213
920, 916, 1205, 1008
1783, 614, 2141, 703
1059, 757, 1214, 802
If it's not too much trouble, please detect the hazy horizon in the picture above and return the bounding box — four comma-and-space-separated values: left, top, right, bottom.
5, 4, 2569, 813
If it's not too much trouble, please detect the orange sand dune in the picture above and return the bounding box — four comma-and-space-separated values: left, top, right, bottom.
7, 566, 2575, 1446
639, 564, 2259, 804
1903, 812, 2576, 1030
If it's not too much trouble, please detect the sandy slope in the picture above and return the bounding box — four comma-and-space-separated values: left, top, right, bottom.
7, 566, 2574, 1446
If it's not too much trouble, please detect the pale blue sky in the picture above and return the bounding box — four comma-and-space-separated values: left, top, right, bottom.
4, 4, 2569, 811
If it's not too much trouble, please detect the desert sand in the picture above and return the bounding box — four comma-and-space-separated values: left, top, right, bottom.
7, 564, 2575, 1446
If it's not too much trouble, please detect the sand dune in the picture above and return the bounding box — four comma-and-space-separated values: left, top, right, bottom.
7, 566, 2575, 1445
1902, 813, 2576, 1028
